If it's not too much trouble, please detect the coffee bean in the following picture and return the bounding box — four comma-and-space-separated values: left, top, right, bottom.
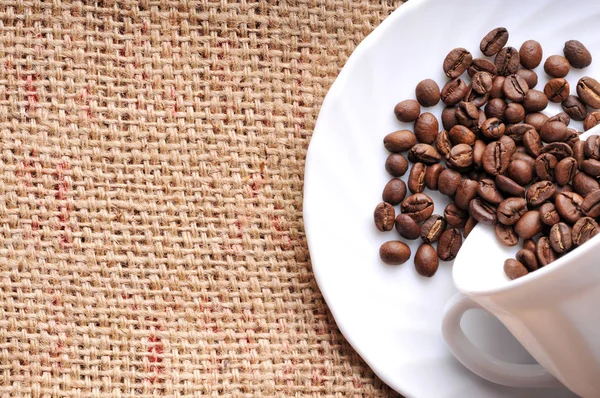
374, 202, 395, 231
581, 159, 600, 177
385, 153, 409, 177
407, 163, 426, 194
520, 40, 543, 69
504, 102, 526, 123
572, 217, 599, 246
463, 86, 490, 109
549, 222, 572, 254
507, 159, 534, 186
503, 74, 529, 102
540, 120, 569, 143
472, 140, 486, 169
539, 202, 561, 226
413, 112, 439, 144
384, 130, 417, 152
527, 180, 556, 207
544, 78, 570, 103
477, 179, 504, 206
464, 216, 478, 237
514, 210, 542, 239
578, 79, 600, 113
555, 157, 578, 186
525, 112, 549, 132
456, 101, 479, 128
437, 228, 462, 261
485, 98, 507, 120
582, 189, 600, 218
472, 71, 494, 94
565, 128, 580, 147
415, 243, 439, 277
382, 178, 407, 205
438, 169, 462, 196
516, 68, 538, 89
573, 141, 585, 169
422, 163, 443, 191
584, 112, 600, 131
415, 79, 441, 107
380, 241, 411, 265
564, 40, 592, 69
444, 203, 468, 228
482, 141, 510, 176
544, 55, 570, 78
444, 48, 472, 78
497, 197, 527, 226
555, 191, 585, 224
523, 129, 542, 157
504, 259, 529, 280
536, 236, 558, 266
495, 47, 520, 76
468, 57, 498, 77
561, 95, 587, 121
435, 130, 452, 157
506, 123, 534, 144
447, 143, 473, 171
455, 179, 479, 210
480, 117, 505, 140
516, 249, 539, 272
408, 143, 442, 165
469, 197, 497, 225
555, 183, 575, 195
539, 142, 573, 161
395, 214, 421, 240
573, 171, 600, 197
522, 89, 548, 113
511, 151, 536, 168
523, 238, 537, 252
584, 135, 600, 160
401, 193, 434, 223
441, 78, 469, 106
496, 175, 526, 197
441, 107, 458, 130
490, 76, 505, 99
495, 223, 519, 246
421, 214, 447, 243
480, 27, 509, 56
548, 112, 571, 126
394, 100, 421, 123
448, 125, 476, 146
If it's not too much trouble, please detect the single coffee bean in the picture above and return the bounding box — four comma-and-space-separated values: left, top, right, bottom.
564, 40, 592, 69
561, 95, 587, 121
516, 249, 539, 272
577, 77, 600, 109
464, 216, 478, 237
448, 125, 476, 146
472, 71, 494, 94
472, 139, 486, 169
544, 78, 570, 103
414, 112, 439, 144
555, 157, 578, 186
380, 241, 411, 265
572, 217, 600, 246
463, 86, 490, 108
584, 135, 600, 160
549, 222, 572, 254
527, 180, 556, 207
496, 175, 526, 197
422, 164, 442, 191
511, 151, 536, 168
503, 74, 529, 102
523, 238, 537, 252
477, 179, 504, 205
514, 210, 542, 239
490, 75, 505, 99
495, 223, 519, 246
522, 89, 548, 113
584, 112, 600, 131
573, 140, 585, 169
504, 259, 529, 280
385, 153, 409, 177
437, 228, 462, 261
516, 68, 538, 89
447, 143, 473, 171
394, 100, 421, 123
573, 171, 600, 197
507, 159, 533, 186
408, 162, 427, 194
444, 48, 472, 78
495, 47, 520, 76
485, 98, 507, 120
415, 79, 441, 107
524, 112, 549, 132
441, 78, 469, 106
374, 202, 395, 231
408, 143, 442, 165
401, 193, 434, 223
544, 55, 570, 78
565, 128, 580, 147
482, 141, 510, 176
523, 129, 542, 157
519, 40, 543, 69
395, 214, 421, 240
536, 236, 558, 266
415, 243, 439, 277
582, 189, 600, 218
539, 202, 560, 226
444, 203, 468, 228
497, 197, 527, 226
384, 130, 417, 152
382, 178, 407, 205
506, 123, 535, 144
455, 179, 479, 210
480, 117, 505, 140
539, 142, 573, 161
435, 130, 452, 157
581, 159, 600, 177
555, 191, 585, 224
438, 169, 462, 197
480, 27, 509, 56
469, 197, 497, 225
540, 120, 568, 143
441, 107, 458, 130
504, 103, 526, 123
421, 214, 447, 243
547, 112, 571, 126
456, 101, 479, 128
468, 57, 498, 77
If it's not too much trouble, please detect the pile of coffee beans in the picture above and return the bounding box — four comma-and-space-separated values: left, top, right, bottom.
375, 27, 600, 279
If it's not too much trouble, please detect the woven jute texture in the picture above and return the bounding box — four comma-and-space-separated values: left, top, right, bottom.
0, 1, 405, 397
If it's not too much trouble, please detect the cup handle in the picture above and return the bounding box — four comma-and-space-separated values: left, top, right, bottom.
442, 292, 563, 388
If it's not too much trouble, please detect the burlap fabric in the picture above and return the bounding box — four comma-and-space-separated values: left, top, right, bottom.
0, 1, 405, 396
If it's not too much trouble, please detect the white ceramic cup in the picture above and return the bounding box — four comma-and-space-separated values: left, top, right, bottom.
442, 127, 600, 398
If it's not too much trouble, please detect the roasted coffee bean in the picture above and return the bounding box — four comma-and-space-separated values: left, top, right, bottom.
477, 179, 504, 205
395, 214, 421, 240
447, 143, 473, 171
394, 100, 421, 123
555, 157, 578, 186
480, 118, 505, 140
456, 101, 480, 128
561, 95, 587, 121
482, 141, 510, 176
540, 120, 569, 143
511, 151, 536, 168
472, 140, 486, 169
385, 153, 409, 177
504, 103, 526, 123
408, 143, 442, 165
573, 140, 586, 169
441, 78, 469, 106
374, 202, 395, 231
516, 68, 538, 89
503, 74, 529, 102
441, 107, 458, 130
455, 179, 479, 210
435, 130, 452, 157
523, 238, 537, 252
582, 189, 600, 218
495, 47, 520, 76
544, 55, 570, 78
415, 79, 441, 107
401, 193, 434, 223
523, 129, 543, 157
555, 191, 585, 224
496, 223, 519, 246
584, 135, 600, 160
507, 159, 533, 186
422, 163, 443, 191
577, 77, 600, 109
490, 75, 505, 99
516, 249, 539, 272
464, 216, 478, 237
539, 142, 573, 161
468, 57, 498, 77
536, 236, 558, 266
573, 171, 600, 197
444, 48, 472, 78
414, 112, 439, 144
415, 243, 439, 277
584, 112, 600, 131
514, 210, 542, 239
380, 241, 411, 265
520, 40, 543, 69
549, 222, 572, 254
496, 175, 526, 197
497, 197, 527, 226
504, 259, 529, 280
572, 217, 600, 246
544, 78, 570, 103
444, 203, 468, 228
581, 159, 600, 177
565, 128, 581, 147
421, 214, 447, 243
506, 123, 534, 144
469, 198, 497, 225
463, 86, 490, 108
522, 89, 548, 113
472, 71, 494, 94
480, 27, 509, 56
437, 228, 462, 261
525, 113, 549, 132
384, 130, 417, 152
526, 180, 556, 207
485, 98, 507, 120
547, 112, 571, 126
382, 178, 407, 205
448, 125, 476, 146
408, 162, 427, 194
438, 169, 462, 196
539, 202, 561, 226
564, 40, 592, 69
